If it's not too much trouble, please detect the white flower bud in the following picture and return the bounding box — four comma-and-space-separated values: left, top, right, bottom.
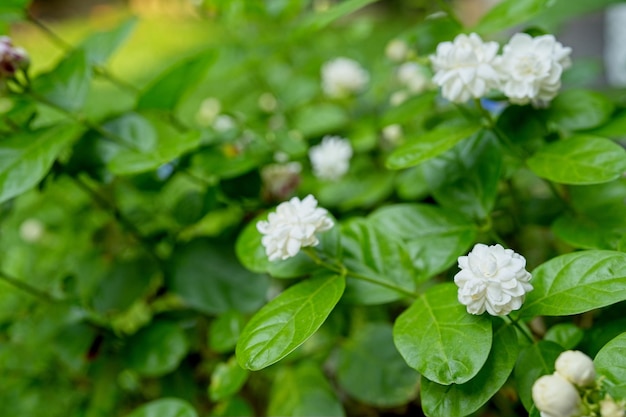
308, 135, 353, 181
555, 350, 596, 387
532, 373, 581, 417
382, 124, 403, 144
321, 57, 369, 99
19, 219, 44, 243
385, 39, 409, 62
600, 394, 626, 417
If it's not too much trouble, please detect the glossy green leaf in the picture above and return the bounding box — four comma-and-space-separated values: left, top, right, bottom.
124, 321, 189, 377
210, 396, 254, 417
33, 49, 91, 112
296, 0, 379, 33
125, 398, 198, 417
421, 324, 521, 417
473, 0, 552, 34
381, 92, 437, 126
594, 332, 626, 398
340, 218, 417, 305
514, 341, 563, 411
209, 310, 245, 353
519, 250, 626, 318
293, 104, 349, 138
369, 203, 476, 279
92, 259, 155, 314
168, 240, 270, 315
0, 123, 84, 204
423, 130, 502, 220
553, 210, 626, 251
79, 17, 138, 65
137, 50, 217, 111
527, 135, 626, 185
544, 323, 584, 350
337, 322, 419, 407
209, 357, 249, 401
393, 283, 493, 385
267, 361, 345, 417
236, 272, 345, 370
548, 89, 615, 131
386, 121, 480, 170
107, 112, 201, 174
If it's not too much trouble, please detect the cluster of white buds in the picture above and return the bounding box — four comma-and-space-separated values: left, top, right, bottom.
532, 350, 624, 417
430, 32, 571, 107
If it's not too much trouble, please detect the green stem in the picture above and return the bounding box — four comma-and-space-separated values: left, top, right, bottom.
473, 99, 528, 159
0, 270, 59, 303
504, 315, 535, 343
303, 248, 418, 298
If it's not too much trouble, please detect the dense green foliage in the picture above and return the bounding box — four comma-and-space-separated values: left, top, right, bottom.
1, 0, 626, 416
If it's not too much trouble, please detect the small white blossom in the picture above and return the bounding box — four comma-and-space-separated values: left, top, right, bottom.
321, 57, 369, 98
0, 36, 29, 78
454, 243, 533, 316
19, 219, 44, 243
257, 195, 334, 261
600, 394, 626, 417
397, 62, 429, 93
390, 90, 409, 106
382, 124, 403, 144
213, 114, 236, 132
308, 135, 353, 181
532, 373, 581, 417
555, 350, 596, 387
258, 92, 277, 112
196, 97, 221, 126
261, 162, 302, 201
430, 33, 500, 103
385, 39, 410, 62
496, 33, 571, 106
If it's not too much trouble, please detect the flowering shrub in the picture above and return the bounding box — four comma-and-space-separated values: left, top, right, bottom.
1, 0, 626, 416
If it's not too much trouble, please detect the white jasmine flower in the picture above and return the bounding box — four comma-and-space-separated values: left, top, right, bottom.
213, 114, 236, 132
382, 124, 403, 144
257, 195, 334, 261
196, 97, 221, 126
555, 350, 596, 387
430, 33, 500, 103
308, 135, 353, 181
397, 62, 429, 93
19, 219, 44, 243
258, 92, 277, 112
0, 36, 29, 77
454, 243, 533, 316
261, 162, 302, 201
496, 33, 572, 106
532, 373, 581, 417
385, 39, 410, 62
390, 90, 409, 106
600, 394, 626, 417
321, 57, 369, 98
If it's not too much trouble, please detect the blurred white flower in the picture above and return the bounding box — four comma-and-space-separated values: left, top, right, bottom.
258, 92, 277, 112
196, 97, 221, 126
213, 114, 236, 132
257, 194, 334, 261
532, 373, 581, 417
308, 135, 353, 181
397, 62, 430, 93
261, 162, 302, 201
600, 394, 626, 417
430, 33, 500, 103
321, 57, 369, 98
555, 350, 596, 387
19, 218, 44, 243
496, 33, 571, 106
390, 90, 409, 106
385, 39, 409, 62
454, 243, 533, 316
0, 36, 29, 77
382, 124, 403, 144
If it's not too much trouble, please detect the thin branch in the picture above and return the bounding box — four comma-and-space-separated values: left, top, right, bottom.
0, 270, 59, 303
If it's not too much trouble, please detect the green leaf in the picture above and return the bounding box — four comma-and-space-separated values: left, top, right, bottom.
209, 310, 245, 354
386, 121, 480, 170
209, 357, 249, 401
337, 322, 419, 407
92, 259, 155, 314
236, 272, 345, 370
292, 104, 349, 138
210, 396, 254, 417
369, 203, 476, 280
296, 0, 380, 33
124, 321, 189, 377
594, 332, 626, 398
421, 324, 521, 417
519, 250, 626, 318
267, 361, 345, 417
548, 90, 615, 131
553, 210, 626, 251
527, 135, 626, 185
340, 218, 417, 305
79, 17, 138, 65
33, 49, 91, 112
381, 92, 437, 126
137, 50, 217, 111
473, 0, 552, 35
544, 323, 584, 350
125, 398, 198, 417
406, 15, 462, 56
514, 341, 563, 411
0, 123, 84, 204
393, 283, 493, 385
168, 240, 270, 315
0, 0, 32, 26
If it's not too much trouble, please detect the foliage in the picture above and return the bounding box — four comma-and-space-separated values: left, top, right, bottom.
1, 0, 625, 416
